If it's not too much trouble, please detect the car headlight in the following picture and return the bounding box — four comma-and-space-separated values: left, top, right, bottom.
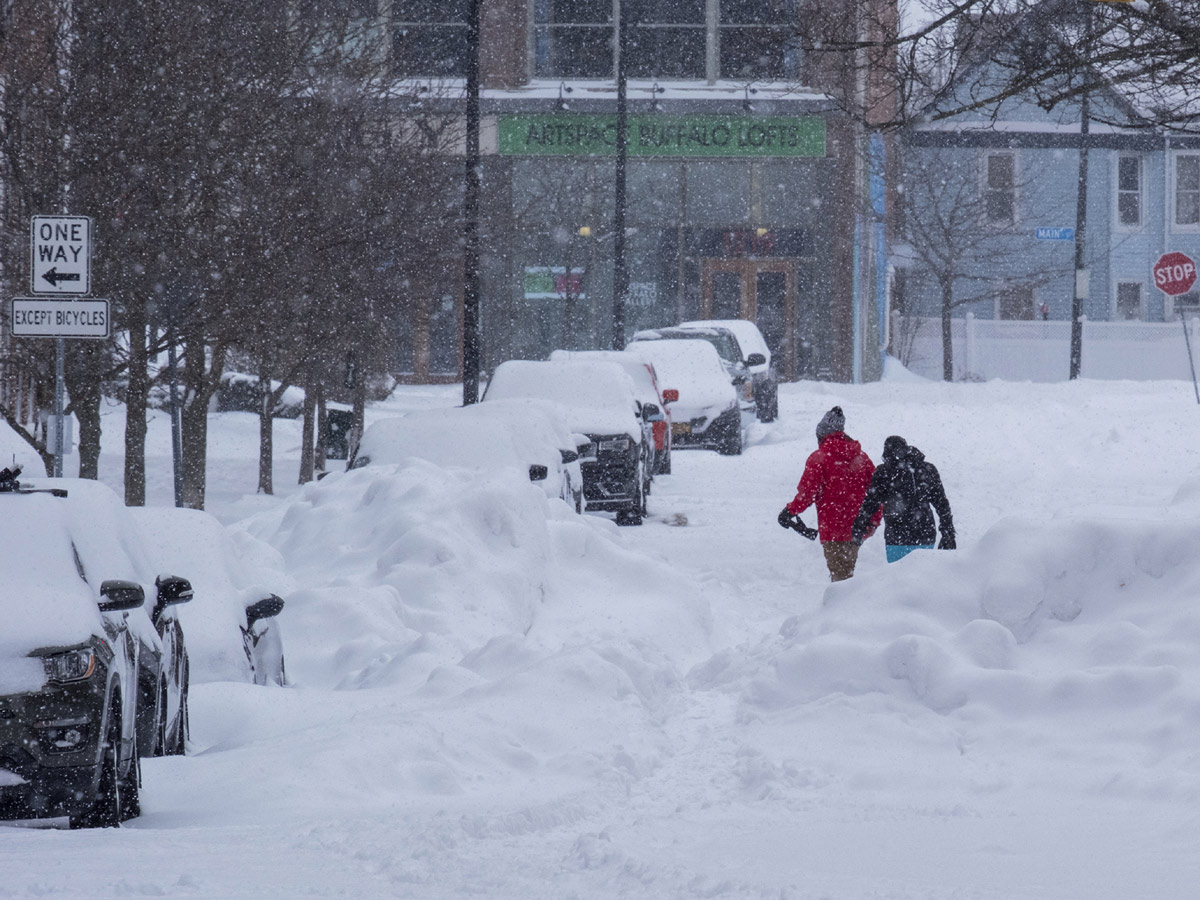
43, 648, 96, 683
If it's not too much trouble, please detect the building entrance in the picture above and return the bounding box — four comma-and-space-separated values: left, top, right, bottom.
700, 258, 799, 380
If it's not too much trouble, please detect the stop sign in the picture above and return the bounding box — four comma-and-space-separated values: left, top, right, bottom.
1153, 251, 1198, 296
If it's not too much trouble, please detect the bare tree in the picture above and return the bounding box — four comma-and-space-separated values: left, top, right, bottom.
898, 148, 1059, 379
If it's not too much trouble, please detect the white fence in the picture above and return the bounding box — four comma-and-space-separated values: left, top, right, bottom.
895, 313, 1200, 382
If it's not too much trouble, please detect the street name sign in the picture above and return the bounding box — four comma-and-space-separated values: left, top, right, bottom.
30, 215, 91, 295
1153, 251, 1198, 297
1035, 227, 1075, 241
10, 298, 110, 338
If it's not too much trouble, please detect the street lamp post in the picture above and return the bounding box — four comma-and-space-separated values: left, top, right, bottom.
612, 3, 629, 350
462, 0, 483, 403
1068, 5, 1093, 379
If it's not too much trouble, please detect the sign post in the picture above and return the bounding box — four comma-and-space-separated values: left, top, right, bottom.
1154, 251, 1200, 404
22, 215, 103, 477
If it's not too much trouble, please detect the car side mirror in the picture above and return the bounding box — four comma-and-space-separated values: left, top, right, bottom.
99, 580, 145, 612
746, 353, 766, 367
661, 389, 679, 404
529, 464, 549, 482
246, 593, 285, 628
642, 403, 663, 422
155, 574, 194, 607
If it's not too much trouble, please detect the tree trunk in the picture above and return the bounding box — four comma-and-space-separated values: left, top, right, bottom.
124, 318, 149, 505
257, 371, 274, 495
349, 380, 366, 464
63, 342, 103, 479
941, 283, 955, 382
315, 384, 328, 474
299, 367, 316, 485
179, 332, 226, 510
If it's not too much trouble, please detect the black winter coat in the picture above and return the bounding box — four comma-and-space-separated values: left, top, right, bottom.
852, 446, 954, 547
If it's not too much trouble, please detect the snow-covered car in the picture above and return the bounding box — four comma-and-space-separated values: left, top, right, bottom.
0, 471, 195, 826
349, 400, 588, 514
632, 320, 778, 423
627, 339, 744, 455
132, 505, 289, 689
484, 359, 650, 525
550, 349, 673, 475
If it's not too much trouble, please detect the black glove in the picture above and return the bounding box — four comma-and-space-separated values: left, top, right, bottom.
938, 532, 956, 550
795, 521, 818, 541
777, 507, 794, 529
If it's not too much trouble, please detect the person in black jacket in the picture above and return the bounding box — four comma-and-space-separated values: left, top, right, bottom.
851, 436, 955, 563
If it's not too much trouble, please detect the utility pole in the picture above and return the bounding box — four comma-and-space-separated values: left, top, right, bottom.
1069, 1, 1098, 379
611, 2, 629, 351
461, 0, 483, 403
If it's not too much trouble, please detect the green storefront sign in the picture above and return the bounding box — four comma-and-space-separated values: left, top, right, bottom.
498, 114, 826, 158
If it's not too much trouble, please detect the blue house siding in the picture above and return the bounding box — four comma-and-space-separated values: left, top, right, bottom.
900, 37, 1200, 328
903, 129, 1200, 325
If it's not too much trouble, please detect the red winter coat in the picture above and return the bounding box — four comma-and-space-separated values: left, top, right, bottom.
787, 432, 881, 542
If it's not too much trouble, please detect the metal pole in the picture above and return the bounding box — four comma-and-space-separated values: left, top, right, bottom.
53, 337, 64, 477
1069, 4, 1094, 380
1182, 315, 1200, 404
612, 2, 629, 350
461, 0, 483, 403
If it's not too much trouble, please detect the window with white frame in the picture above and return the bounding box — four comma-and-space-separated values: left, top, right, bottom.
984, 153, 1016, 227
393, 0, 469, 75
628, 0, 706, 78
1116, 281, 1143, 320
1117, 155, 1142, 228
1175, 154, 1200, 227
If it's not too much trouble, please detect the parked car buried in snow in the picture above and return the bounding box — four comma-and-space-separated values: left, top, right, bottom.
630, 320, 778, 423
549, 349, 673, 476
627, 339, 744, 455
483, 359, 651, 525
0, 472, 195, 826
348, 400, 589, 514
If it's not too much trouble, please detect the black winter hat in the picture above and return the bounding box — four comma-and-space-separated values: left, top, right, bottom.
883, 435, 908, 461
815, 406, 845, 441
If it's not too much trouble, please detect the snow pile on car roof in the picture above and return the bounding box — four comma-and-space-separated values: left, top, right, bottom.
485, 360, 642, 440
235, 460, 714, 692
627, 339, 736, 410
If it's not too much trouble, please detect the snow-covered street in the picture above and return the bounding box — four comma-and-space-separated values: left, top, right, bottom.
4, 371, 1200, 899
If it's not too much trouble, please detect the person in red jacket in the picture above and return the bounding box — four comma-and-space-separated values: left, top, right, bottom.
778, 406, 881, 582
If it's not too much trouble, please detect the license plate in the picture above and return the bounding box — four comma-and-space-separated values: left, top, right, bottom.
672, 423, 691, 436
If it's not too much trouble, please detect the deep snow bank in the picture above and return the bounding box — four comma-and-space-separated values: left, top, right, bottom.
235, 461, 715, 693
693, 512, 1200, 791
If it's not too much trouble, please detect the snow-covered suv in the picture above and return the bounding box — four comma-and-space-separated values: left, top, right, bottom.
632, 320, 779, 423
484, 359, 651, 525
0, 472, 194, 826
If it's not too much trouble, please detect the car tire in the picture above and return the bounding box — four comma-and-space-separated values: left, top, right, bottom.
616, 470, 644, 526
153, 681, 168, 757
120, 731, 141, 822
75, 705, 124, 828
717, 419, 743, 456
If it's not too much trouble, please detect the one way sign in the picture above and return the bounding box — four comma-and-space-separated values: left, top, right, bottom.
31, 215, 91, 295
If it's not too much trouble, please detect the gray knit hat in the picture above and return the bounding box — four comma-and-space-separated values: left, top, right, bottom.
816, 406, 845, 441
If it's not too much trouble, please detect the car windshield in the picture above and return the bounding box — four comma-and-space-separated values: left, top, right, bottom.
650, 330, 741, 364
